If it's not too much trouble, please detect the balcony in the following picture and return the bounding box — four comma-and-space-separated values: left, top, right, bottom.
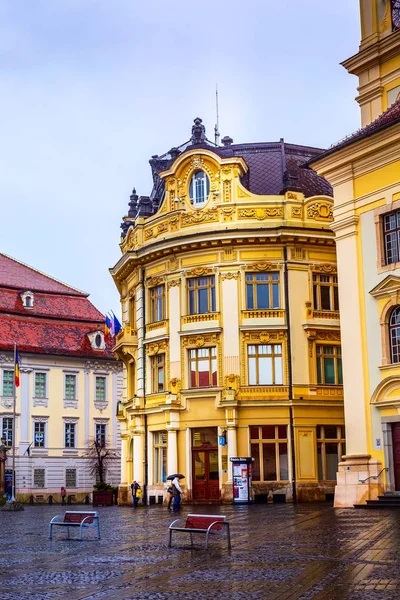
145, 320, 168, 337
305, 303, 340, 321
181, 312, 221, 329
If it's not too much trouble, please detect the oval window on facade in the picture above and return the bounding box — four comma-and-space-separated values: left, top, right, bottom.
95, 334, 102, 348
189, 171, 210, 207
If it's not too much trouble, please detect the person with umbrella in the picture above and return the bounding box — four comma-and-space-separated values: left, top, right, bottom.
167, 473, 184, 511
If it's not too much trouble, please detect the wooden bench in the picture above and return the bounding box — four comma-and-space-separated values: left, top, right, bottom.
49, 511, 100, 540
168, 514, 231, 550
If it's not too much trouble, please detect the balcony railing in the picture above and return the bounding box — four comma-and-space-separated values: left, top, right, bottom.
242, 309, 285, 319
181, 312, 220, 325
146, 320, 168, 333
237, 386, 289, 400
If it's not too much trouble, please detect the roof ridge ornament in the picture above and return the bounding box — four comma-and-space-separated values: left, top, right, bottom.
191, 117, 206, 145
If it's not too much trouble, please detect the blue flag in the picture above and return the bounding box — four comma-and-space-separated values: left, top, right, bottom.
113, 314, 122, 336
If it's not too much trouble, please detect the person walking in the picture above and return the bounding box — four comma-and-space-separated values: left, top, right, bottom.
167, 484, 174, 510
61, 486, 67, 504
172, 476, 182, 511
131, 480, 141, 508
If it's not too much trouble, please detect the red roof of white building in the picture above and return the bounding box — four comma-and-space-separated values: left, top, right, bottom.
0, 254, 114, 358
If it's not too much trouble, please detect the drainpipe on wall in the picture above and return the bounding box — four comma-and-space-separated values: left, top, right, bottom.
284, 245, 297, 504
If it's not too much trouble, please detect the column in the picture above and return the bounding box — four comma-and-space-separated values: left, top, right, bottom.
132, 433, 144, 483
167, 429, 178, 475
221, 275, 240, 376
120, 436, 128, 485
19, 368, 31, 448
226, 427, 237, 483
136, 284, 144, 396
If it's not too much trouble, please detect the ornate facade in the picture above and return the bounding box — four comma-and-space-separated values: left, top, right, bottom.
111, 121, 344, 505
310, 1, 400, 506
0, 254, 122, 502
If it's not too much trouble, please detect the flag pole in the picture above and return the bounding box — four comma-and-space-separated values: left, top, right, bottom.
10, 343, 17, 502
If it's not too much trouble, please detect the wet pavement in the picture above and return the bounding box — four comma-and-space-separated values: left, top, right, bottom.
0, 502, 399, 599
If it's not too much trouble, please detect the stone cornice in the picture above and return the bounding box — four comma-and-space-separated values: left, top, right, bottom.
342, 33, 400, 76
330, 215, 360, 237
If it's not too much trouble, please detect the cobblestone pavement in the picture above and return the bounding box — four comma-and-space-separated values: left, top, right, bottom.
0, 503, 400, 599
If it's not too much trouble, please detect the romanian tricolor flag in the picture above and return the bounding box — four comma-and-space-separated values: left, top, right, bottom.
105, 315, 112, 336
14, 347, 20, 388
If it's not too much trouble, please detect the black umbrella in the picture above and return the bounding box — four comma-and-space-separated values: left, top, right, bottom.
167, 474, 185, 480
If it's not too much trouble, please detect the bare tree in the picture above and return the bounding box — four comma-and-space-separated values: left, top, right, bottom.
84, 438, 119, 486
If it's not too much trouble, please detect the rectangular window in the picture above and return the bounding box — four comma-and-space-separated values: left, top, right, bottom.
2, 417, 13, 446
189, 347, 217, 388
95, 376, 106, 402
317, 425, 345, 481
96, 423, 106, 447
316, 345, 342, 385
65, 423, 76, 448
34, 422, 45, 447
153, 431, 168, 484
250, 425, 288, 482
34, 372, 47, 398
2, 370, 14, 397
66, 468, 77, 488
187, 276, 216, 314
151, 354, 165, 393
34, 468, 45, 488
150, 285, 165, 323
246, 272, 280, 310
384, 211, 400, 265
312, 274, 339, 311
247, 344, 283, 385
65, 374, 77, 399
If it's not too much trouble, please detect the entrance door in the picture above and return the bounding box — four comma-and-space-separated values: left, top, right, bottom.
393, 423, 400, 490
192, 450, 220, 501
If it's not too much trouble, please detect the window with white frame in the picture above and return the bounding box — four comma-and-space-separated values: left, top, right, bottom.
34, 421, 46, 447
153, 431, 167, 484
248, 344, 283, 385
34, 372, 47, 398
65, 374, 77, 399
2, 370, 14, 397
189, 171, 210, 207
66, 468, 77, 487
95, 423, 107, 447
189, 347, 217, 388
95, 376, 106, 402
2, 417, 13, 446
64, 423, 76, 448
33, 468, 45, 488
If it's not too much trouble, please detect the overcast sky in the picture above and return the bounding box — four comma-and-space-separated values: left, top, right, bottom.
1, 0, 361, 316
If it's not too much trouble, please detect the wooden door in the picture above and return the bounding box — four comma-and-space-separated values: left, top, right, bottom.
192, 450, 220, 501
393, 423, 400, 491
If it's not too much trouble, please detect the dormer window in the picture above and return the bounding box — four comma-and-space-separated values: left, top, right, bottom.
87, 330, 105, 351
20, 290, 34, 309
189, 171, 210, 207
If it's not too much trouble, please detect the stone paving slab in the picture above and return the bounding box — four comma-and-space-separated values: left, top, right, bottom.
0, 503, 399, 599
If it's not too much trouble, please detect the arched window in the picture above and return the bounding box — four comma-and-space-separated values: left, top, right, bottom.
389, 307, 400, 363
189, 171, 210, 207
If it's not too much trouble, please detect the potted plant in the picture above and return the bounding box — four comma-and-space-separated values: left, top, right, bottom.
84, 439, 119, 507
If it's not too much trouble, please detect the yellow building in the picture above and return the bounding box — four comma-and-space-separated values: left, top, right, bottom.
0, 254, 122, 502
111, 120, 345, 505
310, 1, 400, 506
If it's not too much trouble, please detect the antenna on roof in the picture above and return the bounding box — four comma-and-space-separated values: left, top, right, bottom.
214, 84, 220, 146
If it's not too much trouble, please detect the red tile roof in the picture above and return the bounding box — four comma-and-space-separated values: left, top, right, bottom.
0, 314, 114, 357
0, 254, 116, 359
0, 288, 104, 322
0, 253, 85, 295
308, 100, 400, 164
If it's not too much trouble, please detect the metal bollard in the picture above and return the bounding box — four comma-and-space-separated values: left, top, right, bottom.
29, 495, 34, 504
85, 495, 90, 505
48, 495, 53, 505
67, 495, 72, 505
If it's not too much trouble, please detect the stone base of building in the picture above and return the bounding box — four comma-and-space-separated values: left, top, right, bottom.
117, 485, 133, 506
334, 454, 384, 508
